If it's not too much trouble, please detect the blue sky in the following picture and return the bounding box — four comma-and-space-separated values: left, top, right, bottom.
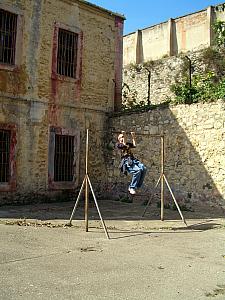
89, 0, 224, 34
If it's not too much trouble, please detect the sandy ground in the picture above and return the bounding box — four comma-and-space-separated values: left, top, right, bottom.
0, 199, 225, 300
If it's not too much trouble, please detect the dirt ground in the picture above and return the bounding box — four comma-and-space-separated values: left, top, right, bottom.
0, 199, 225, 300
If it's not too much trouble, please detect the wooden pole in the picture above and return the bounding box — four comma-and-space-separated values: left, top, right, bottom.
87, 175, 110, 239
163, 175, 187, 226
68, 176, 86, 225
142, 174, 162, 217
85, 129, 89, 232
161, 136, 165, 221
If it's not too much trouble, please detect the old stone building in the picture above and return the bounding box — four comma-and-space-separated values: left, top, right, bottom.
0, 0, 124, 204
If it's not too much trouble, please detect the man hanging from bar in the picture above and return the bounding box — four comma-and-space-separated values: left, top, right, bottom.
117, 131, 147, 195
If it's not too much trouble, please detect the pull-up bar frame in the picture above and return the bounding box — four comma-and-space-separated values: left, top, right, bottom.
112, 130, 187, 225
68, 129, 186, 236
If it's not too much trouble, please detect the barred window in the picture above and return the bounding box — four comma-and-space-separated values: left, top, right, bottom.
57, 28, 78, 78
0, 129, 10, 183
0, 9, 17, 65
54, 134, 74, 182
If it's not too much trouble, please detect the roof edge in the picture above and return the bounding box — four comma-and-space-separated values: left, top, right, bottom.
78, 0, 126, 20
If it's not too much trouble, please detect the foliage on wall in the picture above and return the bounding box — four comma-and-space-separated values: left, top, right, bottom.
170, 21, 225, 105
213, 20, 225, 48
171, 60, 225, 105
171, 70, 225, 104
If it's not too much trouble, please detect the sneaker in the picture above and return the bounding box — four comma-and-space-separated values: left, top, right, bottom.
128, 188, 136, 195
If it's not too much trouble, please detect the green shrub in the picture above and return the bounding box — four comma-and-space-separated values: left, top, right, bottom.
213, 20, 225, 48
170, 71, 225, 104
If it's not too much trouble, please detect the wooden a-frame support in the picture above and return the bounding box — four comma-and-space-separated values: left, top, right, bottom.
141, 135, 187, 226
68, 129, 109, 239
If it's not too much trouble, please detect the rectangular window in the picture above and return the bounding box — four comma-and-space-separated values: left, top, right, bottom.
0, 129, 10, 183
54, 134, 74, 182
0, 9, 17, 65
48, 127, 80, 190
57, 28, 78, 78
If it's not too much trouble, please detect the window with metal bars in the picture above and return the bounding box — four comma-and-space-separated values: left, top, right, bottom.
57, 28, 78, 78
54, 134, 74, 182
0, 9, 17, 65
0, 129, 10, 183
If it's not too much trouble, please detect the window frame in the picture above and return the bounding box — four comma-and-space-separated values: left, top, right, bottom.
48, 126, 80, 190
0, 4, 23, 71
51, 22, 83, 82
0, 123, 17, 192
57, 28, 78, 78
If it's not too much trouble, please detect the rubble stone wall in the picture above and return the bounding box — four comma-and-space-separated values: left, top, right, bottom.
107, 102, 225, 208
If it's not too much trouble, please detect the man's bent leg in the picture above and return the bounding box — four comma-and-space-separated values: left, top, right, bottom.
134, 161, 147, 188
137, 165, 147, 188
127, 164, 142, 190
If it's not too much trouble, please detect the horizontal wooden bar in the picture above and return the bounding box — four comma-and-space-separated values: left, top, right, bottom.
111, 131, 164, 137
84, 129, 164, 138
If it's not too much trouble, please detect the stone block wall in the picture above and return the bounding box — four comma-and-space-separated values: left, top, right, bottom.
123, 56, 183, 106
123, 50, 208, 106
107, 102, 225, 208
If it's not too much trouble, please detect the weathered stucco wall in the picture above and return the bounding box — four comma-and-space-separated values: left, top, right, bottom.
107, 102, 225, 208
0, 0, 124, 204
142, 22, 169, 61
175, 10, 209, 53
123, 5, 220, 65
123, 33, 137, 67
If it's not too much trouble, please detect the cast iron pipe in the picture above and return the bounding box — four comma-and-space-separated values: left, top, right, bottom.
185, 55, 192, 103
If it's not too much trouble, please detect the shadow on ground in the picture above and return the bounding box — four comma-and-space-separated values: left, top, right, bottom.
0, 199, 224, 223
